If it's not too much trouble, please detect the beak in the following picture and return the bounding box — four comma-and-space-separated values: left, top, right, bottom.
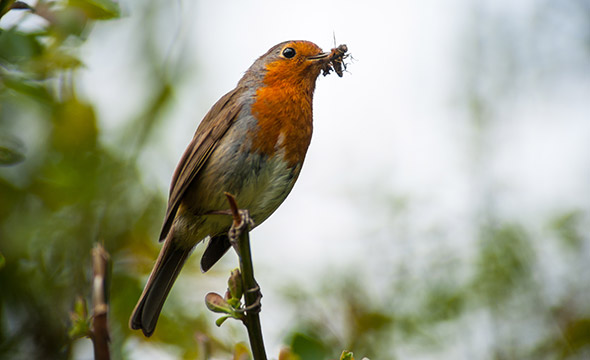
308, 52, 330, 61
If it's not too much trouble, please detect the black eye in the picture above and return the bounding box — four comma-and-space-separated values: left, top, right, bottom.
282, 47, 296, 59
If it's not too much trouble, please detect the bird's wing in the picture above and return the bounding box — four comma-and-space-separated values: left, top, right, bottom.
159, 87, 244, 241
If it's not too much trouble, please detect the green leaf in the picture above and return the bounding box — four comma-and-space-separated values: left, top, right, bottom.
205, 292, 232, 314
290, 333, 327, 360
69, 0, 120, 20
51, 98, 98, 152
0, 28, 43, 63
32, 50, 84, 73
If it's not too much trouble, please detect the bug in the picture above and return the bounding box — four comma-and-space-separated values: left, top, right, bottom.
331, 44, 349, 77
321, 44, 350, 77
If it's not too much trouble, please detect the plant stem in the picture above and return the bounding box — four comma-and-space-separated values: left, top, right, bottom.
225, 193, 267, 360
91, 243, 111, 360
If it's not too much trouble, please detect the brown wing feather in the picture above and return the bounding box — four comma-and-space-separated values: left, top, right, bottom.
158, 87, 244, 241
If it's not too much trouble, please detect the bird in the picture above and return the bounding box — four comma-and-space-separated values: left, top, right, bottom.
129, 40, 343, 337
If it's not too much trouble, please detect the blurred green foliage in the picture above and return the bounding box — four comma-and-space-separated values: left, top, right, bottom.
281, 218, 589, 360
279, 3, 590, 358
1, 1, 589, 360
0, 1, 230, 359
1, 1, 145, 358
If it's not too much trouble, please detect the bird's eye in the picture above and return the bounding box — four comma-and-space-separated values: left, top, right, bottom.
282, 47, 296, 59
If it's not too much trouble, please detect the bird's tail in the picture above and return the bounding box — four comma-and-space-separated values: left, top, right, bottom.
129, 235, 192, 337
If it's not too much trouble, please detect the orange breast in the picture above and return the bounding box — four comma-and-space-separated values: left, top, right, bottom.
249, 60, 317, 167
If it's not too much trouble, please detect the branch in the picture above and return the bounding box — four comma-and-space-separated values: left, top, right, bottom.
225, 193, 268, 360
0, 1, 33, 20
91, 244, 111, 360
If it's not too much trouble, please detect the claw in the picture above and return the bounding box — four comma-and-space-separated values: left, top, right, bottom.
229, 209, 255, 242
228, 208, 256, 256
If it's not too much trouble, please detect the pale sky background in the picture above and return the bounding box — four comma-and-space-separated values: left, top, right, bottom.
72, 0, 589, 358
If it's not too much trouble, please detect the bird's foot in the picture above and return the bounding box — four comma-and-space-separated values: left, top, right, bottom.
228, 209, 254, 247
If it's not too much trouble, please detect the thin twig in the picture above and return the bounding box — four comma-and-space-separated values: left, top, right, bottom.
91, 244, 111, 360
224, 193, 268, 360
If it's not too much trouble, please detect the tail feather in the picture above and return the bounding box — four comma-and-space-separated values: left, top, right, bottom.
200, 234, 231, 273
129, 237, 192, 337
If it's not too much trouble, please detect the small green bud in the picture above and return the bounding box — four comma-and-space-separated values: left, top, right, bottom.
340, 350, 354, 360
228, 268, 243, 300
68, 296, 91, 339
215, 315, 231, 327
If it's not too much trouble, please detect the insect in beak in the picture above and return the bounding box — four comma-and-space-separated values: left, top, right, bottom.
312, 44, 350, 77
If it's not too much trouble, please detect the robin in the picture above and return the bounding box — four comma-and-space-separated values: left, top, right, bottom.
129, 40, 346, 337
